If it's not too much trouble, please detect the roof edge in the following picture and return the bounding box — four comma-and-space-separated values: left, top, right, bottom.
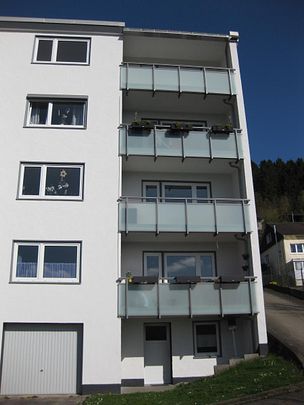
124, 27, 232, 41
0, 16, 125, 27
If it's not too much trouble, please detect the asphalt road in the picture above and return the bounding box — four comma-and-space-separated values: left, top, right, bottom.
263, 288, 304, 367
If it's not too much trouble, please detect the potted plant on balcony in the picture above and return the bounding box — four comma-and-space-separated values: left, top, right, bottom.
126, 272, 133, 283
211, 124, 234, 134
129, 112, 154, 132
169, 122, 192, 132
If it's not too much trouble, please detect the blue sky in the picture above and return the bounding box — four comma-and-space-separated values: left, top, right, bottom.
0, 0, 303, 162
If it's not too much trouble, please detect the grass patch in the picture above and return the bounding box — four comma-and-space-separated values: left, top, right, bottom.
83, 354, 303, 405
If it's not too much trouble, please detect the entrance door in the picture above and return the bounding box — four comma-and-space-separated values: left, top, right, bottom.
144, 324, 171, 385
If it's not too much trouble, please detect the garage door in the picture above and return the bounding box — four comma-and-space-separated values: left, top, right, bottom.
0, 324, 81, 395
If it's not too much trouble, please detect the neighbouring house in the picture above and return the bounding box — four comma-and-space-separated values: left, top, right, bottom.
0, 16, 267, 395
260, 223, 304, 286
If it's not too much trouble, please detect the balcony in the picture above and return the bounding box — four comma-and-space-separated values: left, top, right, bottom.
117, 277, 257, 318
119, 125, 243, 161
120, 63, 236, 96
118, 197, 251, 234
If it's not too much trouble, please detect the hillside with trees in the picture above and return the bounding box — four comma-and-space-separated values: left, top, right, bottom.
252, 159, 304, 223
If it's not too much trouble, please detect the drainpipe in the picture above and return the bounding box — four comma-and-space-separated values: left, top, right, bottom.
273, 225, 281, 283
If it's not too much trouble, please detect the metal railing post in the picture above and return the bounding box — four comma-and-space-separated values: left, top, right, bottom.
156, 197, 159, 235
248, 279, 253, 316
181, 132, 185, 161
241, 200, 247, 234
234, 129, 240, 161
213, 199, 218, 235
219, 282, 223, 317
152, 64, 155, 94
178, 65, 181, 96
157, 281, 161, 318
125, 279, 128, 319
203, 67, 207, 97
125, 197, 128, 235
227, 69, 233, 96
125, 124, 129, 159
153, 125, 157, 159
185, 199, 189, 235
189, 284, 192, 318
126, 63, 129, 92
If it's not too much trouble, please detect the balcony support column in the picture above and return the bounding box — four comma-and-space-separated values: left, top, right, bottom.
185, 199, 189, 236
203, 67, 207, 99
219, 283, 223, 317
248, 279, 253, 316
153, 125, 157, 160
213, 199, 218, 235
155, 198, 159, 235
157, 282, 161, 319
189, 284, 193, 318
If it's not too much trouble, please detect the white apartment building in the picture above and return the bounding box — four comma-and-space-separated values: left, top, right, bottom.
0, 17, 267, 395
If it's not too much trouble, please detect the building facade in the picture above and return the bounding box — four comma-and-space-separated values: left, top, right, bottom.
261, 223, 304, 286
0, 17, 267, 395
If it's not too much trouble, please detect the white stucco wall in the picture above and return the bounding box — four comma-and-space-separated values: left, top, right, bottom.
228, 40, 267, 348
0, 30, 123, 386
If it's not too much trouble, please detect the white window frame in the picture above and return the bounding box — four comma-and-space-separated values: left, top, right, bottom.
33, 36, 90, 65
26, 98, 87, 128
18, 163, 84, 200
144, 252, 162, 277
194, 322, 220, 357
12, 241, 81, 283
164, 252, 215, 278
290, 243, 304, 253
143, 181, 210, 201
162, 182, 210, 201
142, 182, 160, 201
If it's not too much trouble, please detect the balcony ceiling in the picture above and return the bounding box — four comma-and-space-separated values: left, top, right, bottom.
123, 92, 234, 115
122, 156, 242, 174
121, 232, 246, 243
123, 36, 227, 67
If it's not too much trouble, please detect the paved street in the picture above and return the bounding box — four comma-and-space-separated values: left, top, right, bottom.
263, 288, 304, 367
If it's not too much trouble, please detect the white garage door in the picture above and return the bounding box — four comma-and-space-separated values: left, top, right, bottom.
0, 324, 80, 395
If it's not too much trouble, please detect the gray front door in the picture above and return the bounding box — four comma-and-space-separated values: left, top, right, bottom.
144, 324, 171, 385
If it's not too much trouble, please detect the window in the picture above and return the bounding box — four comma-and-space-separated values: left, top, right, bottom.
290, 243, 304, 253
144, 252, 215, 278
19, 163, 84, 200
34, 37, 90, 64
144, 253, 162, 277
26, 98, 86, 128
143, 181, 210, 202
12, 242, 81, 283
145, 325, 167, 341
194, 322, 220, 356
294, 261, 304, 271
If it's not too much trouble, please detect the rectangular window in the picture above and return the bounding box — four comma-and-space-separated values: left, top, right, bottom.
19, 163, 84, 200
12, 242, 81, 283
194, 322, 220, 356
144, 253, 162, 277
164, 253, 215, 278
290, 243, 304, 253
26, 98, 86, 128
143, 181, 210, 202
34, 37, 90, 64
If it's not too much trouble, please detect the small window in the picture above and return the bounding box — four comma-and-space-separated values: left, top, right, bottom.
145, 325, 167, 341
194, 322, 220, 356
290, 243, 304, 253
12, 242, 81, 283
26, 98, 86, 128
34, 37, 90, 64
144, 253, 162, 277
19, 163, 84, 200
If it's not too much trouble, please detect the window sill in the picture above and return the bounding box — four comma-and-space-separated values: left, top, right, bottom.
32, 61, 90, 66
10, 280, 81, 285
24, 125, 87, 130
17, 196, 84, 202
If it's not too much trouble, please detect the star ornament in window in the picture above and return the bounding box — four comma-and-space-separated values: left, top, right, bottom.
60, 169, 67, 178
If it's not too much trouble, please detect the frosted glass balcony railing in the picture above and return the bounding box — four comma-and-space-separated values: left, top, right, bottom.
117, 278, 257, 318
120, 63, 236, 95
119, 125, 243, 160
118, 197, 251, 234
